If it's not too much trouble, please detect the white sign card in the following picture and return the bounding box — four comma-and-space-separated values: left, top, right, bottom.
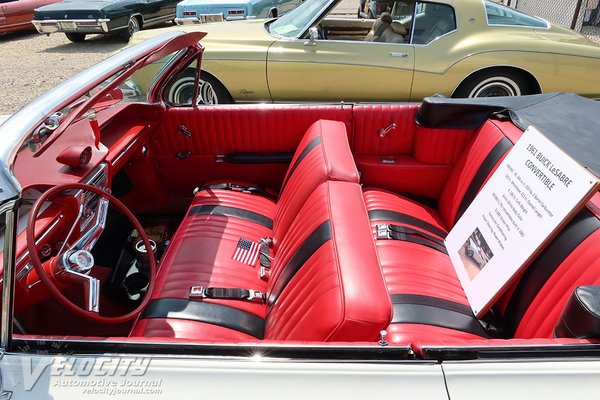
445, 126, 599, 317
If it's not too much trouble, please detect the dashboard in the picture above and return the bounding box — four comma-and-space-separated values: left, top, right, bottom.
5, 102, 164, 315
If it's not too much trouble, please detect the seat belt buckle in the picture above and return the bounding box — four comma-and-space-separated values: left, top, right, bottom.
376, 224, 392, 239
229, 183, 251, 194
189, 286, 208, 298
259, 237, 273, 247
247, 289, 265, 303
259, 266, 271, 281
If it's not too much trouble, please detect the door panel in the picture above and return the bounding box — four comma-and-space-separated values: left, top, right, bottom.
267, 39, 414, 102
149, 105, 353, 205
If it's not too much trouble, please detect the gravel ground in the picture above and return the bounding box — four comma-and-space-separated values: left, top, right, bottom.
0, 30, 126, 115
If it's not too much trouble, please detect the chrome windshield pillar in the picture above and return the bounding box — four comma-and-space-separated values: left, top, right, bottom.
0, 200, 19, 349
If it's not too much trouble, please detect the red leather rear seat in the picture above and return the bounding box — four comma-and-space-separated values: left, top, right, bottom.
364, 119, 515, 343
131, 181, 392, 342
365, 118, 600, 346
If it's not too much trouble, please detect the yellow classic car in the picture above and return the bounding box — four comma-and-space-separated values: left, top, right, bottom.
132, 0, 600, 104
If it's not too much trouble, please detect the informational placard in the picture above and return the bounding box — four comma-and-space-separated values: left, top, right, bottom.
445, 126, 599, 317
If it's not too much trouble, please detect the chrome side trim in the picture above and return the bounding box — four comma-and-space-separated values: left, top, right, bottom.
266, 59, 412, 71
1, 201, 19, 349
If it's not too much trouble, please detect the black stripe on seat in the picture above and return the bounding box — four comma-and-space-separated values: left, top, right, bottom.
188, 205, 273, 230
369, 209, 448, 239
384, 231, 448, 255
267, 220, 332, 306
390, 294, 489, 338
140, 298, 265, 339
456, 137, 512, 221
503, 209, 600, 335
280, 136, 321, 192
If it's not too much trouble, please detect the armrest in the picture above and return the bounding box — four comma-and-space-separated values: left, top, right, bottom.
554, 286, 600, 338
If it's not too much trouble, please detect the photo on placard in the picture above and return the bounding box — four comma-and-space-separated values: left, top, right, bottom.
458, 227, 494, 280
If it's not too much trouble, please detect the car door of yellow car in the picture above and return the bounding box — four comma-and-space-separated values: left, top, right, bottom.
266, 37, 415, 102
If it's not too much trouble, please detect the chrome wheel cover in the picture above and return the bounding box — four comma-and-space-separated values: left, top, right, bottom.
468, 76, 522, 98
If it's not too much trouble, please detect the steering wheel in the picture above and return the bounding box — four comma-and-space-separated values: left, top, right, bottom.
26, 183, 156, 324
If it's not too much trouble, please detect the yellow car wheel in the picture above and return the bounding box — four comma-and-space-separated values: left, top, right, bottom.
167, 70, 232, 105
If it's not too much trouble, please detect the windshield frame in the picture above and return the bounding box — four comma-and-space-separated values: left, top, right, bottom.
0, 32, 205, 206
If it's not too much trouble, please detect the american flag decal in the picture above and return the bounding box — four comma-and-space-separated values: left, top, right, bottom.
233, 238, 260, 266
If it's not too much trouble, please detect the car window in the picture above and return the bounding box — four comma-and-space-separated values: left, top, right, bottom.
411, 1, 456, 45
269, 0, 331, 38
124, 52, 180, 104
391, 0, 415, 20
361, 0, 415, 44
484, 1, 548, 28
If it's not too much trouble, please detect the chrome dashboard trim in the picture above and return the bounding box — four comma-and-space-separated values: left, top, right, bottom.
111, 134, 146, 168
15, 217, 62, 279
16, 163, 108, 281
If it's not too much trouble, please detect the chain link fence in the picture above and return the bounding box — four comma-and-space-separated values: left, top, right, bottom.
494, 0, 600, 42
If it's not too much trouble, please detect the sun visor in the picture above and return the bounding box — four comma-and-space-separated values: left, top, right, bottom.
416, 93, 600, 177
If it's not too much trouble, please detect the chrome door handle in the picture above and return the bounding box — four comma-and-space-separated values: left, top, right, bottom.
389, 52, 409, 57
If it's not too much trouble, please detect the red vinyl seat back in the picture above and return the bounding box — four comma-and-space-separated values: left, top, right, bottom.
265, 181, 392, 341
437, 120, 513, 228
504, 211, 600, 338
272, 119, 359, 245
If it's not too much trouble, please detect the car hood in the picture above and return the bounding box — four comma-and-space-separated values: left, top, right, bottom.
133, 21, 277, 60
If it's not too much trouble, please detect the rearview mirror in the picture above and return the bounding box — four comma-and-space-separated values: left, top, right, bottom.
304, 27, 319, 46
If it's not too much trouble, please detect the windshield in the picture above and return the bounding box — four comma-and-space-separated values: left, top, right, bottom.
269, 0, 332, 38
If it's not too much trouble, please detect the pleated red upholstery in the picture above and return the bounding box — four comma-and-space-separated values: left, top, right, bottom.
265, 181, 392, 341
362, 119, 515, 344
363, 188, 449, 238
413, 126, 475, 165
150, 105, 353, 196
514, 229, 600, 339
352, 104, 418, 155
437, 120, 511, 228
132, 121, 381, 341
272, 119, 359, 244
353, 104, 474, 199
132, 181, 391, 342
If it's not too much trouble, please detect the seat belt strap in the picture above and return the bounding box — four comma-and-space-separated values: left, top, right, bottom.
258, 237, 273, 280
194, 183, 277, 199
189, 286, 265, 303
375, 224, 448, 255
